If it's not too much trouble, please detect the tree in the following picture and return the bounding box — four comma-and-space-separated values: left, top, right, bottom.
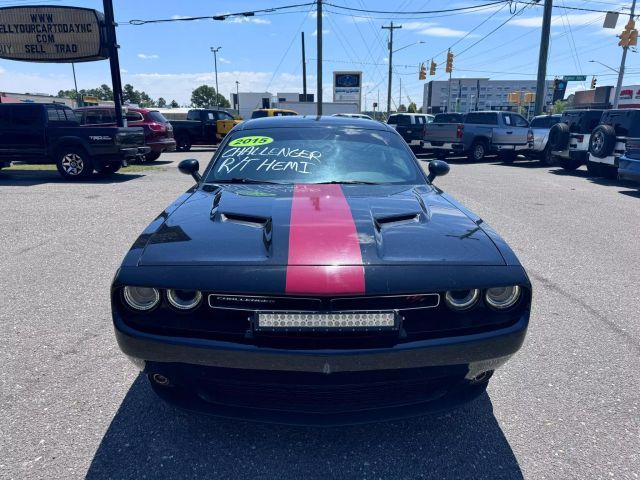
123, 84, 141, 105
157, 97, 167, 108
170, 99, 179, 108
191, 85, 230, 108
407, 102, 417, 113
551, 99, 568, 114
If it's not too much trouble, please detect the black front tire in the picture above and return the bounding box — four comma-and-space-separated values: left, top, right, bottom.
175, 134, 192, 152
498, 151, 517, 163
540, 146, 555, 166
145, 151, 162, 162
468, 141, 486, 162
56, 146, 93, 180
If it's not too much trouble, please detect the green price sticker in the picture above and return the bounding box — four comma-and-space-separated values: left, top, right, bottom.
228, 136, 274, 147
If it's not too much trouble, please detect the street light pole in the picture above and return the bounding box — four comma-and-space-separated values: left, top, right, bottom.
210, 46, 221, 108
613, 0, 637, 109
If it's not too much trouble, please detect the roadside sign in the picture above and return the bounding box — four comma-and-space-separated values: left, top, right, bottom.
0, 6, 108, 62
563, 75, 587, 81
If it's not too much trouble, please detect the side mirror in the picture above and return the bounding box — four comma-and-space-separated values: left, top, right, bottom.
427, 160, 450, 183
178, 159, 201, 182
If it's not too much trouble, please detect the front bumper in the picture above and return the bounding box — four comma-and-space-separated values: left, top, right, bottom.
114, 311, 528, 423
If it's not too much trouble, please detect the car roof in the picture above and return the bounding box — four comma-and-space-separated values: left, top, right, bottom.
236, 115, 394, 131
389, 113, 425, 116
74, 106, 150, 112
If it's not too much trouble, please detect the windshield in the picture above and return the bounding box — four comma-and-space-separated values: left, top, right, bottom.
204, 127, 424, 185
251, 110, 268, 119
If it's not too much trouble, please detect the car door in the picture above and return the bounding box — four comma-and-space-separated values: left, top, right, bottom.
506, 113, 530, 146
9, 105, 47, 158
203, 111, 218, 142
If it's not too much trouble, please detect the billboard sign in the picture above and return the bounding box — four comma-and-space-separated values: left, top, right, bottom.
614, 85, 640, 107
0, 6, 108, 62
333, 71, 362, 111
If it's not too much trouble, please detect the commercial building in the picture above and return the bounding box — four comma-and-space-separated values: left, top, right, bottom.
423, 78, 556, 114
0, 91, 75, 107
231, 91, 316, 119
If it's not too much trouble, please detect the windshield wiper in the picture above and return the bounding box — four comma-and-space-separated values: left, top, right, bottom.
314, 180, 380, 185
208, 178, 284, 185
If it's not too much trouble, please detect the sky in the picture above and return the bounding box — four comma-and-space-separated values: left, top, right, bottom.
0, 0, 637, 109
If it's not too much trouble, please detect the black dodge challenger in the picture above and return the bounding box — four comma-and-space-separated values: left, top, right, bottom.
112, 115, 531, 425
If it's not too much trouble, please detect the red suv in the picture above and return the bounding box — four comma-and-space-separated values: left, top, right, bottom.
74, 106, 176, 161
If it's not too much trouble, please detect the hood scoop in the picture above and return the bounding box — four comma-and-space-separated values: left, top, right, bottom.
221, 212, 272, 229
374, 212, 421, 231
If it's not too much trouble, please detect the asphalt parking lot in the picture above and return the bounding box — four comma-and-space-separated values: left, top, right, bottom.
1, 149, 638, 480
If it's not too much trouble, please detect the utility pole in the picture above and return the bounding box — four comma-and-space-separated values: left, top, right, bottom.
103, 0, 124, 126
614, 0, 637, 108
399, 77, 402, 110
316, 0, 323, 115
534, 0, 553, 115
210, 46, 221, 108
235, 80, 240, 116
71, 63, 80, 107
382, 21, 402, 118
301, 32, 307, 101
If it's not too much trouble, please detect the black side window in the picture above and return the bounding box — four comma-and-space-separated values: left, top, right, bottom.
187, 110, 199, 120
62, 108, 79, 123
12, 107, 42, 126
47, 107, 65, 122
511, 114, 529, 127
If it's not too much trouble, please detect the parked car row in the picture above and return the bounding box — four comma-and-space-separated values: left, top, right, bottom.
415, 107, 640, 185
0, 103, 149, 180
548, 108, 640, 182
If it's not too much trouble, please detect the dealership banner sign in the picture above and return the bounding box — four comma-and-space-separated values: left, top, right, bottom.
0, 6, 108, 62
333, 71, 362, 111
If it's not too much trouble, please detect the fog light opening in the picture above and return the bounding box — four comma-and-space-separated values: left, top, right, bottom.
151, 373, 170, 386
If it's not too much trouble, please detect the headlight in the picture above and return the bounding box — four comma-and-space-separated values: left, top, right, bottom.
444, 289, 480, 311
167, 289, 202, 310
123, 286, 160, 311
485, 286, 521, 310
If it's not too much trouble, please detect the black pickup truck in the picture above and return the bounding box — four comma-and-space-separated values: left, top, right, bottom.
170, 109, 240, 151
0, 103, 148, 180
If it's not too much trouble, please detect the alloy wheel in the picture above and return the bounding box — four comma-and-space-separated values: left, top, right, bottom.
61, 153, 84, 176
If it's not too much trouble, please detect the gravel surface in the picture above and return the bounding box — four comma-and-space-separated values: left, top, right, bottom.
1, 151, 638, 480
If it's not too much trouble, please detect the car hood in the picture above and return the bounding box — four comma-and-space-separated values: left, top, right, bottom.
138, 184, 505, 267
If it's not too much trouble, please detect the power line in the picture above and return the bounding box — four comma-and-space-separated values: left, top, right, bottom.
323, 1, 507, 15
125, 2, 315, 25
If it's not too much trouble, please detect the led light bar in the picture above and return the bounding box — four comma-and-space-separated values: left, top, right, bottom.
256, 312, 397, 331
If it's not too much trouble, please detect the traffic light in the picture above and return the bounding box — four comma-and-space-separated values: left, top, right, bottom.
507, 92, 520, 104
618, 19, 637, 47
419, 63, 427, 80
445, 50, 453, 73
591, 76, 597, 89
429, 59, 436, 75
524, 92, 535, 103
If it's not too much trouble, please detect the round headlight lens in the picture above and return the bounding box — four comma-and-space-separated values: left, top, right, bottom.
485, 286, 521, 310
445, 289, 480, 311
123, 286, 160, 311
167, 289, 202, 310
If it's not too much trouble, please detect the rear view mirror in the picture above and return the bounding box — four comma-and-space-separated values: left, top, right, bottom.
178, 158, 201, 182
427, 160, 450, 183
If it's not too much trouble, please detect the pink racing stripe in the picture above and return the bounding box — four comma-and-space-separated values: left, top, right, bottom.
285, 184, 365, 295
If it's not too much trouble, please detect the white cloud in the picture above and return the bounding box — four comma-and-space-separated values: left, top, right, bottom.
402, 22, 437, 30
309, 11, 327, 18
137, 53, 159, 60
227, 16, 271, 25
349, 15, 373, 23
312, 29, 330, 36
511, 12, 603, 28
218, 57, 231, 64
417, 27, 479, 37
120, 68, 128, 73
